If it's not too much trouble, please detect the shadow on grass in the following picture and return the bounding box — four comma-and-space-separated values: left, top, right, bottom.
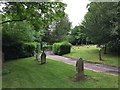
68, 75, 98, 83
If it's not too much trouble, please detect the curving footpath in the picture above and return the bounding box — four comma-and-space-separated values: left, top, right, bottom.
45, 51, 120, 76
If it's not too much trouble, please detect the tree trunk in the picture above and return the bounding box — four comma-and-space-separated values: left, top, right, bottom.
99, 48, 102, 60
40, 41, 43, 50
2, 52, 4, 68
104, 45, 107, 54
2, 52, 4, 63
86, 41, 87, 45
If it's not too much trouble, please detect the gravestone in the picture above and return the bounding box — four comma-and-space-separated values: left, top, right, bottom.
35, 53, 38, 62
41, 50, 46, 64
76, 58, 84, 81
35, 45, 39, 62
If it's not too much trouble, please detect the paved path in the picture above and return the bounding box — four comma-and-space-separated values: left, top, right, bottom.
45, 51, 120, 76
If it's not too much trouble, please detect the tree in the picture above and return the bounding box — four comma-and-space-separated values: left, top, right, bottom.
81, 2, 119, 54
1, 2, 67, 52
1, 2, 67, 42
1, 2, 67, 27
2, 21, 35, 46
43, 16, 72, 44
69, 26, 88, 45
108, 1, 120, 53
2, 21, 36, 60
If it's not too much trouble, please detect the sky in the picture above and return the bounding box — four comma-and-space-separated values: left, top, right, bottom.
62, 0, 91, 27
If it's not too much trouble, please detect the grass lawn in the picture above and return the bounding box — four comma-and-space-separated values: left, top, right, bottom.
2, 57, 118, 88
64, 45, 119, 67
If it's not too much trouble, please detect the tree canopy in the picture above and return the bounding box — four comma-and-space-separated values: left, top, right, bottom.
1, 2, 67, 26
1, 2, 68, 43
1, 2, 69, 59
79, 2, 120, 53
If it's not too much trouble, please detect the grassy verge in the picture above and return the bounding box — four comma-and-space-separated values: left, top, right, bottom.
2, 57, 118, 88
64, 45, 119, 67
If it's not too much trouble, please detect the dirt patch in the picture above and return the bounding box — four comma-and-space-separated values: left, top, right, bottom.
68, 75, 88, 82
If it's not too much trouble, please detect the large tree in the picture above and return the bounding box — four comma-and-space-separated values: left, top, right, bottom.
2, 21, 35, 45
1, 2, 67, 42
1, 2, 68, 59
1, 2, 67, 26
1, 2, 67, 45
69, 26, 88, 45
81, 2, 119, 53
43, 16, 71, 44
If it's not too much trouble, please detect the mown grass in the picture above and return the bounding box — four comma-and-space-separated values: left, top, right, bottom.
64, 45, 119, 67
2, 57, 118, 88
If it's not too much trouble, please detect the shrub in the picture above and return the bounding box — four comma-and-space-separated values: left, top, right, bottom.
3, 42, 40, 60
3, 42, 24, 60
22, 43, 36, 57
20, 42, 40, 58
53, 42, 72, 55
43, 45, 52, 51
35, 44, 40, 53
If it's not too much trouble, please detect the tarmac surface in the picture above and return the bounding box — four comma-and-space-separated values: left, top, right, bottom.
45, 51, 120, 76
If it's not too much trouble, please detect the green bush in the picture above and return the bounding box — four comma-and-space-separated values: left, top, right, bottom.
35, 44, 40, 53
21, 42, 40, 58
53, 42, 72, 55
3, 42, 24, 60
3, 42, 40, 60
22, 43, 36, 57
43, 45, 52, 50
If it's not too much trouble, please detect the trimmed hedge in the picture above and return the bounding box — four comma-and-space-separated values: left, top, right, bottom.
53, 42, 72, 55
3, 42, 40, 60
43, 45, 52, 51
3, 42, 24, 60
21, 43, 36, 57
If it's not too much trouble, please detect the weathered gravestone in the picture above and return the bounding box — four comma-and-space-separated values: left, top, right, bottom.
35, 53, 39, 62
35, 45, 39, 62
41, 50, 46, 64
76, 58, 84, 81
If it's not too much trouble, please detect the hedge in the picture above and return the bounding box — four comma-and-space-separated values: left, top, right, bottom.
3, 42, 40, 60
53, 42, 72, 55
3, 42, 24, 60
21, 43, 36, 57
43, 45, 52, 51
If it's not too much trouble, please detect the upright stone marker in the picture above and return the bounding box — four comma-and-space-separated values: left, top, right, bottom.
41, 50, 46, 64
35, 45, 39, 62
36, 54, 38, 61
76, 58, 84, 81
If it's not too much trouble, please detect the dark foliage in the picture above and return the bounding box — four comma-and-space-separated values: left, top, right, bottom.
53, 42, 72, 55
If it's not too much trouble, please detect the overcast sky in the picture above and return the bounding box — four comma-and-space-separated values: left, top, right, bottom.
62, 0, 91, 27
